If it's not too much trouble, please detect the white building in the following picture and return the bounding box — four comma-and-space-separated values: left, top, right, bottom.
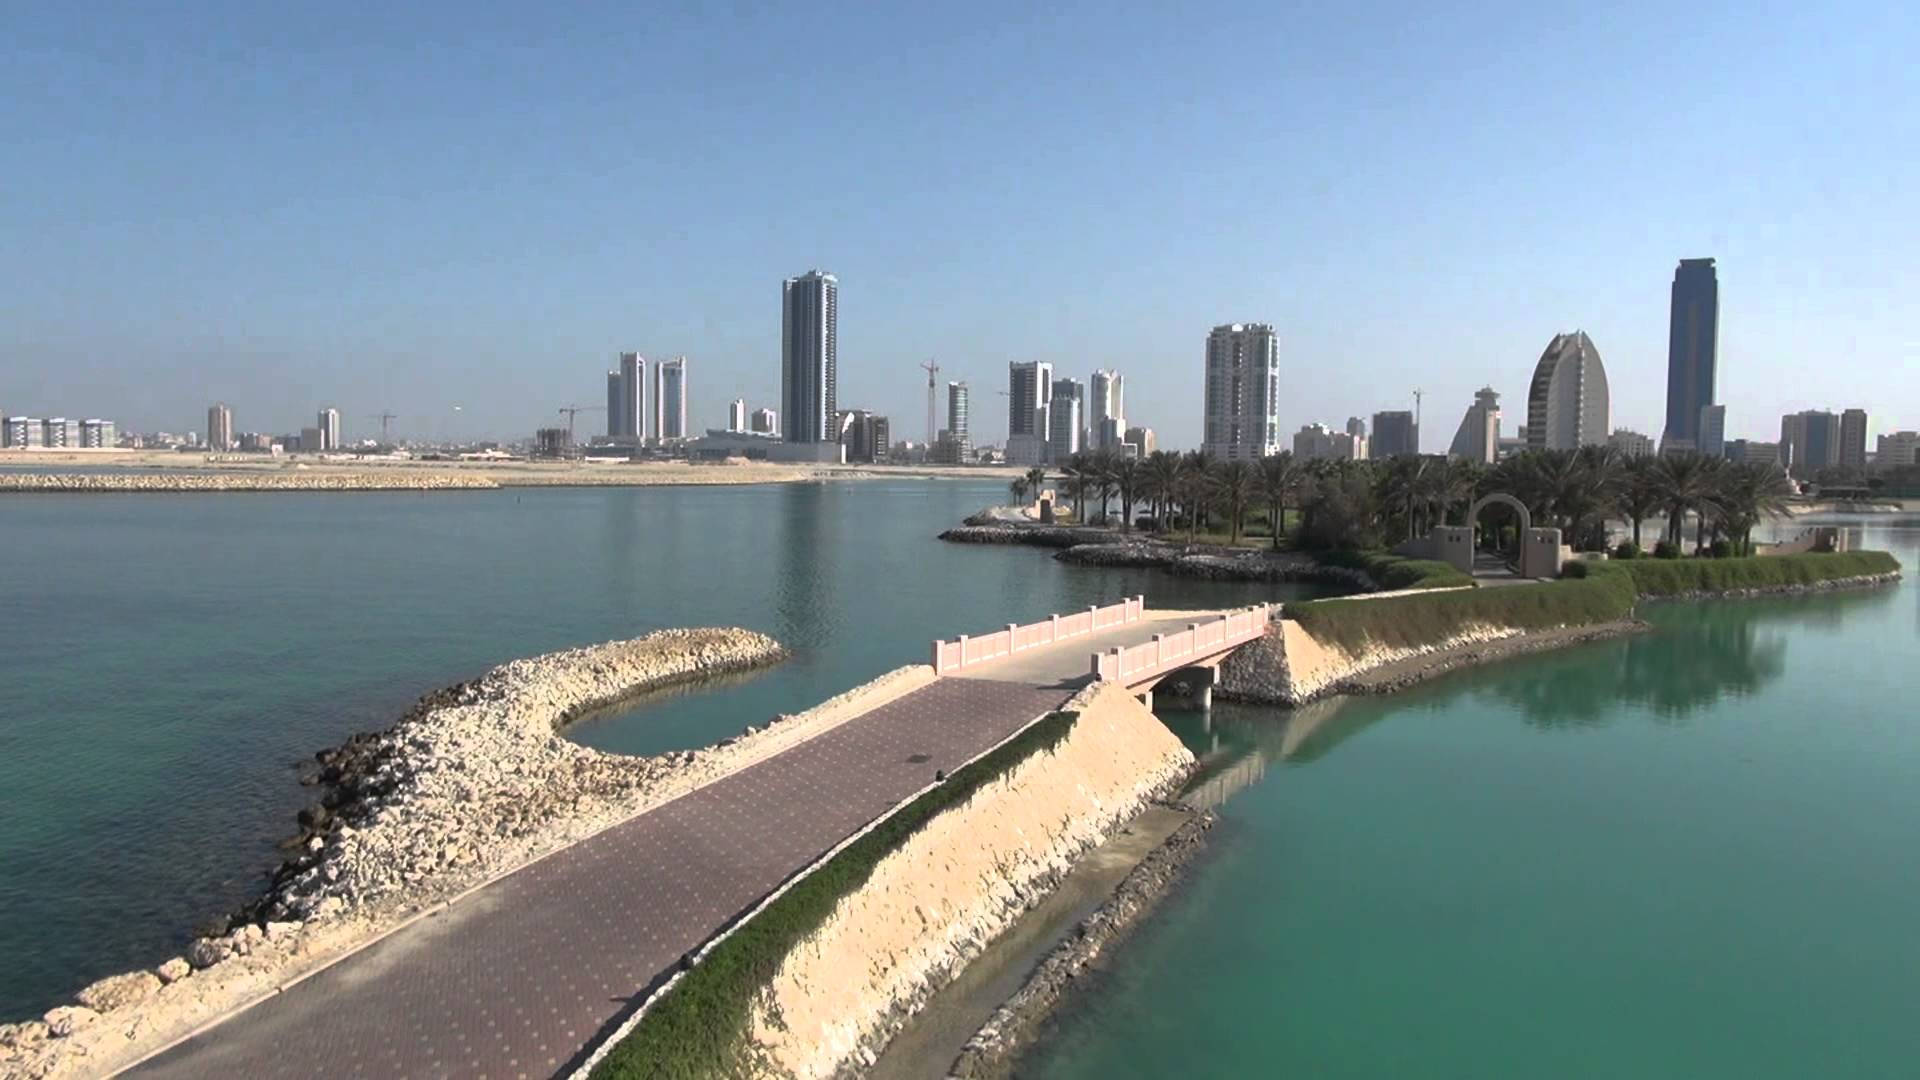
750, 407, 777, 436
207, 403, 234, 452
1293, 423, 1365, 462
1006, 361, 1053, 465
1048, 378, 1083, 462
1202, 323, 1280, 461
318, 407, 341, 451
1525, 331, 1610, 451
79, 419, 115, 448
1447, 387, 1501, 464
4, 417, 42, 447
727, 398, 748, 432
653, 356, 688, 441
1608, 429, 1656, 458
1089, 369, 1124, 450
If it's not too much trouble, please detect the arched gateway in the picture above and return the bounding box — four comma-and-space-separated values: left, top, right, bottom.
1465, 492, 1531, 535
1396, 492, 1564, 579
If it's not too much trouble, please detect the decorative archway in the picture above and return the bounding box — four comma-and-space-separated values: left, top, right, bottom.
1465, 492, 1532, 536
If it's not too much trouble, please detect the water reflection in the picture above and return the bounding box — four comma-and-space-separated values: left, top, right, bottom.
776, 483, 835, 652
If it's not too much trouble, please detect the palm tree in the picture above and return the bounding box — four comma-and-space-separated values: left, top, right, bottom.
1009, 477, 1029, 507
1088, 449, 1120, 524
1256, 451, 1304, 550
1210, 460, 1260, 545
1651, 452, 1719, 550
1615, 456, 1661, 549
1141, 450, 1180, 530
1713, 462, 1792, 555
1113, 457, 1141, 531
1176, 451, 1212, 543
1061, 452, 1090, 523
1024, 466, 1047, 495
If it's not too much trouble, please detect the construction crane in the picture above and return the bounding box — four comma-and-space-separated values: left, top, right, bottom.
369, 412, 397, 444
918, 358, 940, 445
558, 404, 605, 443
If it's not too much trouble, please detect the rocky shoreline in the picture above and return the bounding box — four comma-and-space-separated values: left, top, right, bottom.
1637, 570, 1903, 602
1328, 621, 1650, 697
0, 627, 800, 1080
0, 471, 504, 492
939, 525, 1377, 588
947, 806, 1216, 1079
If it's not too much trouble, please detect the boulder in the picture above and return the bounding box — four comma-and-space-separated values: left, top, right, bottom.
0, 1020, 50, 1049
186, 938, 230, 969
263, 920, 302, 941
43, 1006, 99, 1038
73, 970, 161, 1012
154, 957, 191, 984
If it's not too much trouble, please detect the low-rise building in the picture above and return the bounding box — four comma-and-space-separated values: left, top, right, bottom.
4, 416, 43, 447
79, 419, 116, 448
1293, 423, 1365, 462
42, 418, 75, 448
750, 408, 777, 436
1123, 426, 1156, 458
1724, 439, 1782, 467
1874, 431, 1920, 468
1608, 429, 1656, 458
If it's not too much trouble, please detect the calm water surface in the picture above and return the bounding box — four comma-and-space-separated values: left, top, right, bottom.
0, 480, 1321, 1019
1026, 518, 1920, 1080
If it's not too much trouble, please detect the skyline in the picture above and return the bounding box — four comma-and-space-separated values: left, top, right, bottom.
4, 2, 1917, 446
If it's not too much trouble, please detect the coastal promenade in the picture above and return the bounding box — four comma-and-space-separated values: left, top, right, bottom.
126, 599, 1265, 1079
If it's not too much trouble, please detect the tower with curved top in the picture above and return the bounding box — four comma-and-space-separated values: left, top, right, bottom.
1525, 331, 1609, 451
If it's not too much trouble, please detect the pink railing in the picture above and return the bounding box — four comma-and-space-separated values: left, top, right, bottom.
1090, 604, 1271, 685
931, 596, 1146, 675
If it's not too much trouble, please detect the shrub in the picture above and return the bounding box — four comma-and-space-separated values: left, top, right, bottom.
1652, 540, 1682, 559
1613, 551, 1900, 597
591, 709, 1080, 1079
1286, 564, 1638, 655
1314, 549, 1473, 591
1708, 539, 1733, 559
1612, 541, 1640, 560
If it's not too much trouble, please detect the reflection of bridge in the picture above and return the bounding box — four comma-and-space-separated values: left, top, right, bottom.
932, 596, 1272, 709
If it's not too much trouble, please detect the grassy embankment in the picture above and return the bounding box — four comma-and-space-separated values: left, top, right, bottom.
1286, 551, 1899, 656
590, 709, 1081, 1080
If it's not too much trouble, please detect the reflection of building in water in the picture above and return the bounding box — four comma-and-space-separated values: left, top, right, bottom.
775, 483, 835, 647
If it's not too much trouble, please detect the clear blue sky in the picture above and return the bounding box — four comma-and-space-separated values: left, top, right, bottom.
3, 0, 1915, 448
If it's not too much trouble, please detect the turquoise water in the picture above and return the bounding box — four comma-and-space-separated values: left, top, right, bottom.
0, 481, 1326, 1020
1027, 518, 1920, 1080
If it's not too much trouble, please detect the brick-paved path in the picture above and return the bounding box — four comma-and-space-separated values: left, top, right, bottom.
130, 677, 1071, 1080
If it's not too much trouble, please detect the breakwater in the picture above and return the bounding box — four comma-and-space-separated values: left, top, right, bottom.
938, 525, 1377, 588
1, 628, 793, 1080
0, 471, 501, 492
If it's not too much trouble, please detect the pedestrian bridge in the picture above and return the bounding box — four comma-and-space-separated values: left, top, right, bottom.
930, 596, 1272, 706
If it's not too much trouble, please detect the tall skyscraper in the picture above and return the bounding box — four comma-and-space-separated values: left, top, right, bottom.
318, 407, 341, 451
727, 398, 748, 432
617, 352, 646, 442
1202, 323, 1280, 461
1447, 388, 1500, 464
1372, 410, 1419, 458
1664, 258, 1719, 448
781, 271, 838, 443
1525, 331, 1610, 450
751, 407, 777, 436
653, 357, 688, 441
207, 403, 233, 452
946, 381, 970, 454
1840, 408, 1868, 468
1049, 378, 1085, 462
1698, 404, 1727, 458
607, 372, 626, 437
1089, 369, 1124, 450
1006, 361, 1053, 465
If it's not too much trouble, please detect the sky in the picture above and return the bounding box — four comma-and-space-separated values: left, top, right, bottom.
3, 0, 1916, 449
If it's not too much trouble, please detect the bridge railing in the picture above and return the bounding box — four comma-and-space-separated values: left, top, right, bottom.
931, 595, 1145, 675
1090, 604, 1270, 684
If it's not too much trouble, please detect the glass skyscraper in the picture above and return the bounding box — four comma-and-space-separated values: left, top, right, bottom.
1664, 258, 1719, 447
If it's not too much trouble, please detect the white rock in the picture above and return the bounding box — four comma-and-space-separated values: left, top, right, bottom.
0, 1020, 50, 1049
43, 1006, 99, 1038
73, 971, 161, 1013
154, 957, 191, 984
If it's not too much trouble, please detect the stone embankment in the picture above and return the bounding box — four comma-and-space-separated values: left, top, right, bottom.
741, 682, 1193, 1079
1639, 571, 1903, 602
948, 808, 1217, 1079
939, 524, 1378, 588
0, 471, 500, 492
938, 524, 1123, 548
0, 628, 801, 1080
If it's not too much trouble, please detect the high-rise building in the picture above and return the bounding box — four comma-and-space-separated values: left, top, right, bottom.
727, 398, 748, 433
607, 372, 626, 437
781, 270, 837, 443
1048, 378, 1084, 461
1840, 408, 1868, 468
946, 381, 970, 455
1697, 404, 1726, 458
1525, 331, 1610, 450
837, 410, 888, 463
1447, 388, 1500, 464
1724, 439, 1782, 467
750, 407, 777, 436
1781, 410, 1841, 472
1875, 431, 1920, 468
1292, 423, 1365, 462
1202, 323, 1280, 461
207, 403, 234, 452
653, 357, 688, 441
41, 418, 75, 448
318, 407, 341, 451
1372, 410, 1419, 458
1345, 416, 1367, 440
616, 352, 647, 441
1608, 429, 1656, 458
1089, 369, 1124, 450
79, 419, 115, 448
1123, 426, 1156, 458
1664, 258, 1719, 448
3, 417, 42, 447
1006, 361, 1053, 465
300, 426, 324, 453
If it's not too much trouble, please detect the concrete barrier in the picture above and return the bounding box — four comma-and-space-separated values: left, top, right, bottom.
931, 596, 1145, 675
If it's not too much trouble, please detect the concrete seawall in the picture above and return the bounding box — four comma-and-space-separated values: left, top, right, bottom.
737, 682, 1193, 1078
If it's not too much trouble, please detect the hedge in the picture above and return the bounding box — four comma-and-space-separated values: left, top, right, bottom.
1292, 551, 1900, 656
1599, 550, 1901, 596
1313, 549, 1473, 591
1287, 567, 1637, 655
591, 708, 1080, 1079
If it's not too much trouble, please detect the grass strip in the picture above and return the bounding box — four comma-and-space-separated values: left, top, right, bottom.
1312, 549, 1474, 591
591, 708, 1080, 1079
1584, 550, 1901, 596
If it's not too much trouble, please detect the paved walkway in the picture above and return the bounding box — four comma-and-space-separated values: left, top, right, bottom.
130, 677, 1070, 1080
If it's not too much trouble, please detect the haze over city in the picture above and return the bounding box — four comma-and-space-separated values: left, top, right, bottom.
5, 1, 1916, 447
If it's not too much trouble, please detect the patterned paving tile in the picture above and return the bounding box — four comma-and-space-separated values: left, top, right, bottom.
131, 677, 1071, 1080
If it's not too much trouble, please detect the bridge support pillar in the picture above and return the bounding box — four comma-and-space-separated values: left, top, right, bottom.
1157, 664, 1216, 712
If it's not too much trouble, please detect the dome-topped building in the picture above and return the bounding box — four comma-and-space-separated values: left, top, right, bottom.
1525, 331, 1610, 451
